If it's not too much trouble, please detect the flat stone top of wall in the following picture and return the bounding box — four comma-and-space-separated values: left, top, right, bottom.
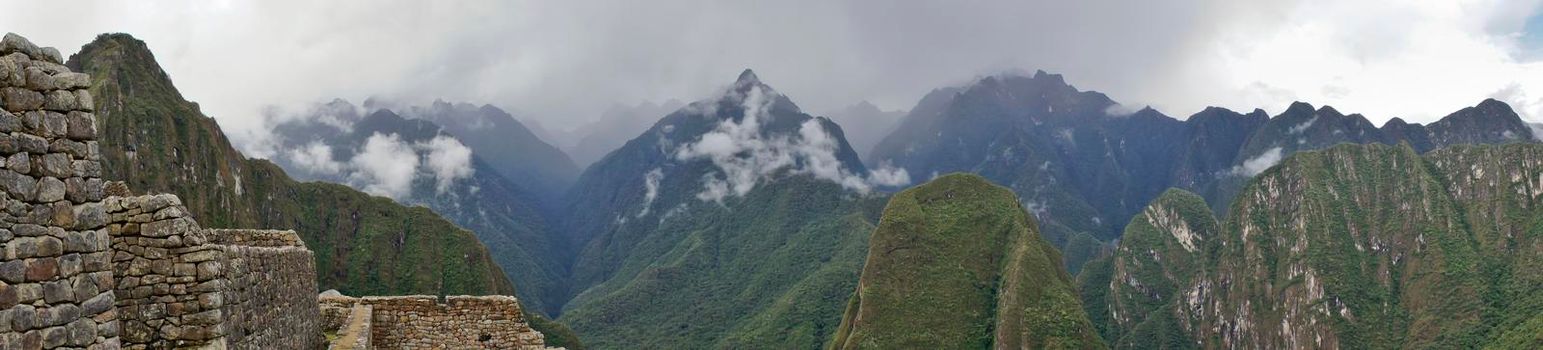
206, 229, 306, 248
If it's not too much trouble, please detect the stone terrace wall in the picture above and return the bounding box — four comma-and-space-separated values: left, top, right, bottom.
106, 195, 223, 349
208, 229, 319, 349
319, 295, 547, 350
0, 33, 119, 350
106, 196, 321, 349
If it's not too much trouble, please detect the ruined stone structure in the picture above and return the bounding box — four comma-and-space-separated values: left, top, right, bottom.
0, 33, 119, 350
106, 194, 321, 349
2, 33, 553, 350
319, 295, 546, 350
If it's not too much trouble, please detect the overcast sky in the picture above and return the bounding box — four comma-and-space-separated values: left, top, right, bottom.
3, 0, 1542, 156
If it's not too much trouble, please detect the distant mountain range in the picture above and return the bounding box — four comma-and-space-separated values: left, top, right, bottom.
869, 70, 1538, 272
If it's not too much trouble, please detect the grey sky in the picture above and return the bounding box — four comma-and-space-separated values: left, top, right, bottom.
3, 0, 1541, 157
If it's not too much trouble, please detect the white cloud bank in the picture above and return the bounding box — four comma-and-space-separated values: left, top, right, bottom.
289, 132, 475, 199
674, 85, 910, 203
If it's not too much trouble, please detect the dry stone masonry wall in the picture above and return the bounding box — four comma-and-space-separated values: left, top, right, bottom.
106, 195, 322, 349
0, 33, 118, 350
318, 295, 547, 350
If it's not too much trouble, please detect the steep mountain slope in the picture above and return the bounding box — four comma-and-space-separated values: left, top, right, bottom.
829, 174, 1103, 349
557, 70, 896, 348
68, 33, 517, 297
870, 71, 1537, 272
1079, 143, 1543, 349
366, 99, 581, 204
268, 105, 572, 315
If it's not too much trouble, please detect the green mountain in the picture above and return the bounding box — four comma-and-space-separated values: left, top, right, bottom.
829, 173, 1103, 349
868, 71, 1537, 274
269, 103, 572, 315
1078, 143, 1543, 348
556, 70, 893, 348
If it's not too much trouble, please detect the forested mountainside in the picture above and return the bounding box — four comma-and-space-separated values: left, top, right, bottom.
556, 70, 894, 348
831, 174, 1103, 349
1077, 143, 1543, 349
870, 71, 1536, 272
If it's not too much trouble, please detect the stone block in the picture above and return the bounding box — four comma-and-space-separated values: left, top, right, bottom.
34, 176, 62, 202
15, 133, 44, 155
42, 279, 71, 303
66, 111, 95, 141
54, 73, 90, 90
0, 87, 42, 112
22, 67, 55, 91
0, 282, 15, 309
57, 253, 80, 277
74, 90, 93, 112
37, 153, 69, 177
5, 151, 28, 175
10, 303, 35, 331
24, 258, 56, 282
0, 261, 24, 284
43, 90, 76, 111
0, 109, 19, 133
82, 292, 112, 316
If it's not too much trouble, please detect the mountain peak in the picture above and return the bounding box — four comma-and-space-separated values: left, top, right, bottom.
736, 68, 760, 84
1475, 98, 1513, 113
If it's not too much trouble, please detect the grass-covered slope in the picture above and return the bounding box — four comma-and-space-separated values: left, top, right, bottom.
830, 173, 1103, 349
1081, 143, 1543, 349
1077, 189, 1216, 348
557, 176, 885, 349
66, 33, 515, 297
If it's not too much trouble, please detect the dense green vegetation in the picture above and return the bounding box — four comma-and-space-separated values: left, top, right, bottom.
831, 173, 1103, 349
557, 176, 886, 349
1080, 143, 1543, 349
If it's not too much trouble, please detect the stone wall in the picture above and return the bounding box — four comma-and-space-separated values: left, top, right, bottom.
106, 196, 322, 349
319, 295, 547, 349
209, 229, 320, 349
0, 33, 119, 350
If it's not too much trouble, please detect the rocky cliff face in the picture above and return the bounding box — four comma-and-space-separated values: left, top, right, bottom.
830, 174, 1103, 349
1080, 143, 1543, 349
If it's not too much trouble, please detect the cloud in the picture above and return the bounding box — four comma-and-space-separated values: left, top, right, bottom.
1230, 147, 1286, 177
5, 0, 1541, 157
421, 136, 475, 194
288, 141, 343, 175
298, 132, 476, 200
349, 133, 420, 199
674, 85, 909, 203
638, 168, 664, 217
1288, 117, 1318, 134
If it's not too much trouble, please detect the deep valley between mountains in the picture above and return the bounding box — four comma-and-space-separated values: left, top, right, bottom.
3, 31, 1540, 349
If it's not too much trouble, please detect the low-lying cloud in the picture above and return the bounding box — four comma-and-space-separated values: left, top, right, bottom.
285, 132, 476, 200
674, 85, 910, 203
1230, 147, 1286, 177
